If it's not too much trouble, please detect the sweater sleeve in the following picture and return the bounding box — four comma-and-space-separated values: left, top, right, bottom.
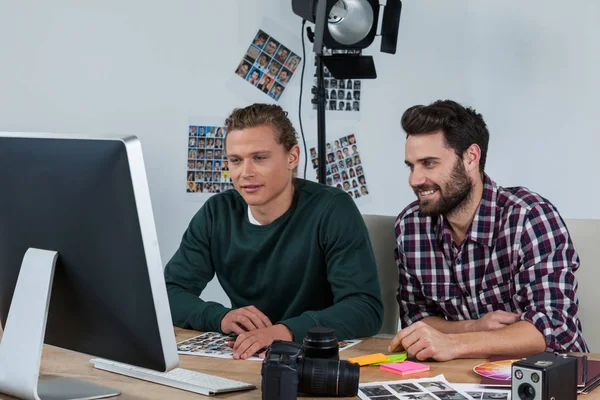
279, 193, 384, 341
164, 200, 230, 332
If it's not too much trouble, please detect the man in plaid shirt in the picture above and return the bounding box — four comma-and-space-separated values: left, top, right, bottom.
389, 100, 588, 361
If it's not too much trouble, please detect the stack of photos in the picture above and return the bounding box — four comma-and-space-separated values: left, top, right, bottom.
311, 48, 362, 112
310, 133, 369, 199
359, 378, 510, 400
186, 125, 233, 194
177, 332, 362, 361
234, 29, 302, 101
177, 332, 262, 361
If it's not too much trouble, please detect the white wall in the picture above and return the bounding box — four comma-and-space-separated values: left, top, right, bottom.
1, 1, 598, 304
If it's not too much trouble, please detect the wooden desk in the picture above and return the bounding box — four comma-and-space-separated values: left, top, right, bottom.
1, 327, 598, 399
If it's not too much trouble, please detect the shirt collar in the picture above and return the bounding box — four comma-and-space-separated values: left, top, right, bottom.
435, 174, 498, 248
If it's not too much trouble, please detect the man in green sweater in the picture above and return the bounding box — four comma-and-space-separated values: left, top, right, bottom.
164, 103, 383, 359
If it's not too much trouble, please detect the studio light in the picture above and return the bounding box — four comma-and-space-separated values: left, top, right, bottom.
292, 0, 402, 183
292, 0, 401, 56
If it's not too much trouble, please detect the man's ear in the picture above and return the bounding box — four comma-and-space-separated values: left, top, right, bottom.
288, 144, 300, 170
463, 144, 481, 173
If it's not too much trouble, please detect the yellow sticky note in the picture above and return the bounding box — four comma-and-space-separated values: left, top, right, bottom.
348, 353, 389, 366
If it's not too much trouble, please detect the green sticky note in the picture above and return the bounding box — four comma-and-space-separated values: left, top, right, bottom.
372, 352, 408, 365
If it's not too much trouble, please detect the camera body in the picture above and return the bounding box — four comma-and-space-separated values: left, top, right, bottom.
261, 341, 303, 400
511, 352, 577, 400
261, 328, 359, 400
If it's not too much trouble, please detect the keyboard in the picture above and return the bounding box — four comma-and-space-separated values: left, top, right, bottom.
90, 358, 256, 396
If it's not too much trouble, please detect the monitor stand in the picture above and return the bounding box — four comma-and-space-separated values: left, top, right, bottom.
0, 248, 120, 400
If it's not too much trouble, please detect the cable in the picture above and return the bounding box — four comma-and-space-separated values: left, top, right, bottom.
298, 19, 308, 179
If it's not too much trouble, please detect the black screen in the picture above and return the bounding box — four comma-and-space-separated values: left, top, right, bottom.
0, 136, 166, 371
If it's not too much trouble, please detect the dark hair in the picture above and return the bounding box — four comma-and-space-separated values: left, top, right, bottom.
401, 100, 489, 173
224, 103, 298, 152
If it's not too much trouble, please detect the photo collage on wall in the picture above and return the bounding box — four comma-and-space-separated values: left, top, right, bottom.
311, 48, 361, 112
310, 133, 369, 200
234, 29, 302, 101
186, 125, 233, 194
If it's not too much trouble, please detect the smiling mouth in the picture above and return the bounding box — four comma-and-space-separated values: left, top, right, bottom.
419, 189, 437, 196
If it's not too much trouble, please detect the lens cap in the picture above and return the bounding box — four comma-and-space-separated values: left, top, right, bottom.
303, 327, 339, 360
306, 327, 336, 341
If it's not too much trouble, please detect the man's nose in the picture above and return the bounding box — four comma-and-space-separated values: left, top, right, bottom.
409, 168, 426, 188
241, 160, 254, 177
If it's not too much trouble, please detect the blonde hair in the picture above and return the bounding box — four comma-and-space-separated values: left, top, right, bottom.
224, 103, 298, 152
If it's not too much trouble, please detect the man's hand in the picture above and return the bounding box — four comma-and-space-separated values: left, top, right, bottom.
388, 321, 459, 361
470, 311, 521, 332
231, 324, 293, 360
220, 305, 272, 335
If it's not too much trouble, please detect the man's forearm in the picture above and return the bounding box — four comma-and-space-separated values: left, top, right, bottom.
422, 316, 476, 334
280, 294, 383, 342
450, 321, 546, 359
167, 284, 230, 332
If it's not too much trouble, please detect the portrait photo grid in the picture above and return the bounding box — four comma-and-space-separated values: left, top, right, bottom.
359, 377, 510, 400
177, 332, 361, 362
310, 133, 369, 200
234, 29, 302, 101
311, 48, 362, 112
186, 125, 233, 194
177, 332, 262, 361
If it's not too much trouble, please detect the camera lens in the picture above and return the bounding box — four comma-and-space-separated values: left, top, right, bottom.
297, 358, 360, 396
303, 327, 339, 360
518, 383, 536, 400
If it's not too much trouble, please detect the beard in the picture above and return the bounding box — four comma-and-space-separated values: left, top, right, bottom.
414, 160, 473, 217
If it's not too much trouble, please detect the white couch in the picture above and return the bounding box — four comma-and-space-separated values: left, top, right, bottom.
362, 214, 600, 350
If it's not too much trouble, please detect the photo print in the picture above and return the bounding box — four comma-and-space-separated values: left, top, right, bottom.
310, 133, 369, 201
187, 121, 233, 199
177, 332, 262, 361
177, 332, 361, 361
451, 384, 511, 400
234, 29, 301, 101
358, 377, 493, 400
311, 47, 362, 113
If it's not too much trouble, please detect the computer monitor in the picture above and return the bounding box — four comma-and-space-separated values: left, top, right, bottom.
0, 133, 179, 400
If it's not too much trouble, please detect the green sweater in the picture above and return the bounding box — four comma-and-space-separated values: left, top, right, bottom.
164, 179, 383, 342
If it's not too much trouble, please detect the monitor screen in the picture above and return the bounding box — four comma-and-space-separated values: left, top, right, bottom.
0, 133, 178, 373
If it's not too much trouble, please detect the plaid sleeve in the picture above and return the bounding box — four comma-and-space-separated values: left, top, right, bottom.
395, 219, 442, 329
515, 203, 588, 352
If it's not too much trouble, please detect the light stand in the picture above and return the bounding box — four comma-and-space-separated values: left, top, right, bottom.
294, 0, 402, 184
315, 54, 327, 184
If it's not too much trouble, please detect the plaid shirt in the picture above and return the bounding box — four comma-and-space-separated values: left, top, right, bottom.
395, 175, 588, 352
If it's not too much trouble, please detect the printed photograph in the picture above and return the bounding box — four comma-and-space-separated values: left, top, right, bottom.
177, 332, 262, 361
370, 396, 401, 400
435, 391, 469, 400
389, 383, 421, 394
337, 339, 362, 351
360, 385, 394, 397
178, 331, 359, 360
187, 124, 234, 194
311, 47, 361, 112
466, 392, 483, 400
400, 394, 438, 400
234, 29, 302, 101
419, 382, 453, 392
310, 133, 369, 200
481, 393, 508, 400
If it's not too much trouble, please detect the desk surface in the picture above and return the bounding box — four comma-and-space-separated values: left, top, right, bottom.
0, 327, 597, 399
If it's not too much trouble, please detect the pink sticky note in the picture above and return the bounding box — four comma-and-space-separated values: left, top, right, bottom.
380, 361, 430, 375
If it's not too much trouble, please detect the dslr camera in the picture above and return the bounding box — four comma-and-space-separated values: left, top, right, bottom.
261, 327, 359, 400
512, 352, 577, 400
